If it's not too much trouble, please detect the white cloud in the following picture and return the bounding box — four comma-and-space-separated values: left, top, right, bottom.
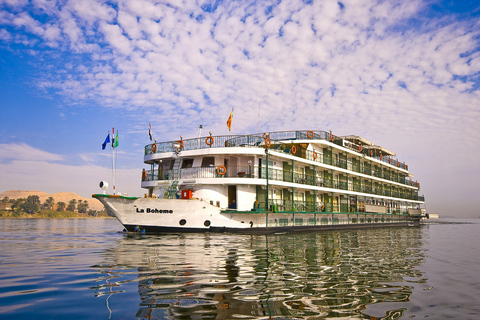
68, 0, 116, 25
0, 143, 64, 162
99, 21, 132, 55
0, 28, 11, 41
0, 0, 29, 9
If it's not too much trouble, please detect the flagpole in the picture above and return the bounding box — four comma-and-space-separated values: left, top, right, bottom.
101, 130, 116, 195
113, 146, 116, 195
112, 128, 116, 195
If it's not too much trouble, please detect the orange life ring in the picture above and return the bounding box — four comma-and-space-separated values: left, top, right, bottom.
313, 151, 317, 160
265, 138, 271, 148
206, 136, 214, 146
397, 162, 400, 167
370, 150, 373, 157
359, 145, 363, 152
178, 140, 184, 149
330, 134, 334, 142
389, 158, 392, 164
217, 165, 226, 176
151, 143, 157, 153
307, 130, 314, 138
291, 145, 297, 154
403, 163, 406, 169
411, 181, 413, 186
142, 170, 147, 180
417, 182, 419, 187
380, 154, 383, 160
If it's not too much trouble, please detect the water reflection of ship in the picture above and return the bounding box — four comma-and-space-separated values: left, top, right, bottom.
98, 228, 426, 319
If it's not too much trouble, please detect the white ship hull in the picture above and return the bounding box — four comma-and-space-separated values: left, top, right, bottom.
93, 194, 419, 233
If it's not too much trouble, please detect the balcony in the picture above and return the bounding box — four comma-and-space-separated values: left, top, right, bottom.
142, 165, 424, 202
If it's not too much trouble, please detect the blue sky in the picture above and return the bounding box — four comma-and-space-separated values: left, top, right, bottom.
1, 0, 479, 217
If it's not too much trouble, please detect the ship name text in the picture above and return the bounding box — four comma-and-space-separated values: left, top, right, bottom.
136, 208, 173, 214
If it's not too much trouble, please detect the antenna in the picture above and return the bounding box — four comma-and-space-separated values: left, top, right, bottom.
256, 86, 263, 136
198, 125, 203, 148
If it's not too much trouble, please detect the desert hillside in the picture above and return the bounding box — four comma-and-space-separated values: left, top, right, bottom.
0, 190, 104, 211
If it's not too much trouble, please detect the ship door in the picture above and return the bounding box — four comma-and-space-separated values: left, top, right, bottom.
258, 158, 262, 178
228, 185, 237, 209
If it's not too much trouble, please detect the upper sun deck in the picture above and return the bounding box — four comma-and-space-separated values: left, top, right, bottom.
144, 130, 410, 171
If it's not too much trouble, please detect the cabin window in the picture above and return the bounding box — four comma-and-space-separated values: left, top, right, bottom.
294, 192, 304, 201
161, 159, 174, 170
260, 159, 274, 168
294, 219, 303, 226
347, 157, 352, 170
201, 157, 215, 167
358, 200, 365, 212
181, 159, 194, 168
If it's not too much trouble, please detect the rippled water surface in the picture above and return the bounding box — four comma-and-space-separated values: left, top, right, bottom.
0, 218, 479, 319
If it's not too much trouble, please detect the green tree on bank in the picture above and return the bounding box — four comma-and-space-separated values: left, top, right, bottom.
67, 199, 77, 212
57, 202, 66, 211
77, 200, 89, 213
22, 195, 41, 214
42, 197, 55, 210
10, 198, 25, 212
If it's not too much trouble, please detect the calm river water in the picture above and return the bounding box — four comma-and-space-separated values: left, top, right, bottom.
0, 218, 479, 319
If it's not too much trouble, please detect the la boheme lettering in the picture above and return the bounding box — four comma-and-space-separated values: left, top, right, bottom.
136, 208, 173, 214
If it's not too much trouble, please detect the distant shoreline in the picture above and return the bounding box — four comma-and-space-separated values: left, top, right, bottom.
0, 210, 113, 219
0, 216, 115, 219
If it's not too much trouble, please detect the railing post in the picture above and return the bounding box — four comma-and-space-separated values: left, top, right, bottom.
265, 148, 269, 212
330, 169, 334, 188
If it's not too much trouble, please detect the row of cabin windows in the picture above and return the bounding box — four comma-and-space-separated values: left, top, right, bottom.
181, 157, 215, 169
179, 156, 406, 180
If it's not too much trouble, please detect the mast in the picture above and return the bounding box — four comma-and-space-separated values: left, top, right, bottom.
112, 127, 116, 195
101, 128, 117, 195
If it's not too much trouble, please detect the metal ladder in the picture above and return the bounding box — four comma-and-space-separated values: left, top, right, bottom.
165, 158, 182, 199
166, 180, 178, 199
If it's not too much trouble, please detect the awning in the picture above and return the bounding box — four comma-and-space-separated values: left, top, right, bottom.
341, 135, 374, 146
362, 145, 396, 156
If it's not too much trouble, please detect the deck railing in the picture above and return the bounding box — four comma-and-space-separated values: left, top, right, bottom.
260, 198, 412, 214
142, 165, 424, 202
146, 130, 409, 167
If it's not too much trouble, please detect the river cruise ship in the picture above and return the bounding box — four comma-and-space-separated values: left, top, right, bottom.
93, 130, 427, 233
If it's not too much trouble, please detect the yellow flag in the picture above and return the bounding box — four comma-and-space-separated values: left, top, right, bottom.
226, 110, 233, 131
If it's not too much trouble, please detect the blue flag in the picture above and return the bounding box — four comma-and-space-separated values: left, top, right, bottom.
102, 132, 110, 150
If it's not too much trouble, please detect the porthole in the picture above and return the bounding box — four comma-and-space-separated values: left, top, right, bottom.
204, 220, 211, 227
179, 219, 186, 226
